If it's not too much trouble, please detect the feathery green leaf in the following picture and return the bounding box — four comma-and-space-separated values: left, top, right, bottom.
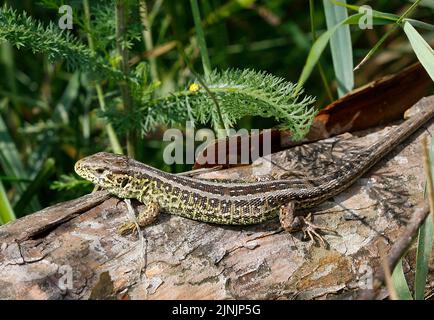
103, 69, 317, 140
0, 5, 124, 81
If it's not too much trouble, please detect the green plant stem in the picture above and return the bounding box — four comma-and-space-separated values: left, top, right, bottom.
116, 0, 136, 158
190, 0, 212, 78
189, 0, 228, 136
0, 112, 40, 211
83, 0, 123, 155
13, 158, 55, 216
0, 180, 15, 224
391, 258, 413, 299
415, 137, 434, 299
95, 86, 124, 154
414, 215, 433, 299
190, 71, 228, 135
355, 0, 423, 70
0, 43, 17, 108
309, 0, 334, 103
139, 0, 159, 82
177, 44, 229, 137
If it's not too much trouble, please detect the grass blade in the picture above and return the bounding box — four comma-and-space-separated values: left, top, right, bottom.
0, 176, 32, 183
24, 72, 82, 179
0, 114, 27, 185
53, 72, 80, 125
0, 180, 15, 224
391, 259, 413, 300
0, 113, 40, 211
405, 19, 434, 32
334, 0, 434, 30
414, 139, 434, 299
414, 214, 433, 299
13, 158, 55, 217
0, 43, 16, 100
403, 22, 434, 82
190, 0, 212, 77
354, 26, 397, 71
296, 13, 363, 92
333, 1, 400, 22
82, 0, 123, 155
323, 0, 354, 97
354, 0, 423, 70
309, 0, 334, 103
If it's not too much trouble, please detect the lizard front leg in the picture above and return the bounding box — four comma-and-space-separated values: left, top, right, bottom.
279, 202, 336, 247
118, 201, 161, 235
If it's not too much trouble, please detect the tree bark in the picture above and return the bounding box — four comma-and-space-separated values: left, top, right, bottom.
1, 107, 434, 300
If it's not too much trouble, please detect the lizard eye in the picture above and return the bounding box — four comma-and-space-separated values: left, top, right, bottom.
120, 179, 128, 187
96, 168, 104, 174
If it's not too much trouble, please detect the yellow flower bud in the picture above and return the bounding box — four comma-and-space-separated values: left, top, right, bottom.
189, 83, 200, 92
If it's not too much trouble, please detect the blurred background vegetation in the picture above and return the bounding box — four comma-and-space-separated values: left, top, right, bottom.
0, 0, 433, 221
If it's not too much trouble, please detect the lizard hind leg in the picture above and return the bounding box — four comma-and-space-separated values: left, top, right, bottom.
118, 201, 161, 236
279, 203, 336, 247
279, 202, 302, 232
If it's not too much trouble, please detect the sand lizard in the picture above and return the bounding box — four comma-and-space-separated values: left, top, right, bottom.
74, 97, 434, 242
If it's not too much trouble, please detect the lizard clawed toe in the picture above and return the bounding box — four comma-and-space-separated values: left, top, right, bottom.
280, 203, 337, 248
117, 221, 139, 236
299, 213, 337, 248
118, 201, 161, 236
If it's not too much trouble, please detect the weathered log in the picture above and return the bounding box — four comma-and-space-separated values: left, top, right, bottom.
1, 107, 434, 300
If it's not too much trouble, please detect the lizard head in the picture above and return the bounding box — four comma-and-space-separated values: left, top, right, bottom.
74, 152, 143, 198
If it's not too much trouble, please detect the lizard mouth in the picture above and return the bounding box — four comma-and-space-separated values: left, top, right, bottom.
74, 156, 133, 195
74, 158, 105, 185
74, 160, 84, 177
